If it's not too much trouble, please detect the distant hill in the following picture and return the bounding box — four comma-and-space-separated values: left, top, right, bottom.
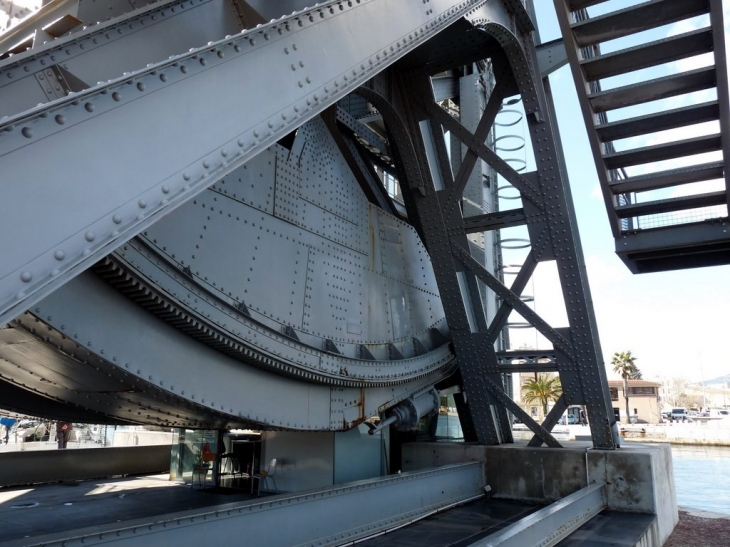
702, 374, 730, 386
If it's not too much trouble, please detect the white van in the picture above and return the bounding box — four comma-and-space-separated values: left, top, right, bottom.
670, 408, 687, 421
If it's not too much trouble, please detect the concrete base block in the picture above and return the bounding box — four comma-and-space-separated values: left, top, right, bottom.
403, 440, 678, 545
588, 442, 678, 545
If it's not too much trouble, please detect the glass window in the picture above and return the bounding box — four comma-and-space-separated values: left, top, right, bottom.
630, 386, 655, 395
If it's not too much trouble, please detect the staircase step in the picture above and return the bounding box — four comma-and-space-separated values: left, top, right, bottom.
615, 191, 726, 218
571, 0, 710, 47
610, 161, 724, 193
581, 28, 714, 81
567, 0, 609, 11
588, 66, 717, 112
604, 134, 722, 169
596, 101, 719, 141
617, 221, 730, 274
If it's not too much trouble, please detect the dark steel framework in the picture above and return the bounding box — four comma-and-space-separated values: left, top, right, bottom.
358, 10, 620, 449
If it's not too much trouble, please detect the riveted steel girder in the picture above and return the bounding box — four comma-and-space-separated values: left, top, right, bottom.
0, 0, 490, 328
0, 0, 243, 118
474, 483, 606, 546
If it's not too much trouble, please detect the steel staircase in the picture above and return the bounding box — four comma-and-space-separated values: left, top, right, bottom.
555, 0, 730, 273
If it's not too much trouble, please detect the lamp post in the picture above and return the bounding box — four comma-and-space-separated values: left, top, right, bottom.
700, 353, 707, 411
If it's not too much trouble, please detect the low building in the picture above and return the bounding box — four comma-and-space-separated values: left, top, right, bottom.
608, 380, 662, 424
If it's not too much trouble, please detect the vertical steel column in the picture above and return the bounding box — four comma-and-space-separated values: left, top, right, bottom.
388, 57, 565, 446
357, 84, 502, 445
496, 26, 619, 449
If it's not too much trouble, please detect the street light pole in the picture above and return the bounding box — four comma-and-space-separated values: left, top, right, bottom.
700, 353, 707, 411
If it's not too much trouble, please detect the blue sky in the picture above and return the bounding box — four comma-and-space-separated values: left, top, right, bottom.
501, 1, 730, 382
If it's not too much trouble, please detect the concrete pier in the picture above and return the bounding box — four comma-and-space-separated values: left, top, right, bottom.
402, 440, 678, 546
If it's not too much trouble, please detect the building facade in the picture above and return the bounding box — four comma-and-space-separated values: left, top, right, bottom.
608, 380, 662, 424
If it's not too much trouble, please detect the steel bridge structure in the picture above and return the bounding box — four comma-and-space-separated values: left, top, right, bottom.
0, 0, 727, 544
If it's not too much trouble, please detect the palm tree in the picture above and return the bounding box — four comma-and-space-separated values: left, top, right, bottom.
521, 374, 563, 417
611, 351, 641, 423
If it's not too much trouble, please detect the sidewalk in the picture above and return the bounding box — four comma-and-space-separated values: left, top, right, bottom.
0, 473, 256, 544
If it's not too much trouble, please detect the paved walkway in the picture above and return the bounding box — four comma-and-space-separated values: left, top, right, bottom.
0, 474, 256, 544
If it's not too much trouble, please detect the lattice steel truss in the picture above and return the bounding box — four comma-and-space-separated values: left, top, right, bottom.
357, 13, 619, 448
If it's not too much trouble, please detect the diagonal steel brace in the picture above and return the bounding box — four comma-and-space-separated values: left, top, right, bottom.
451, 240, 575, 361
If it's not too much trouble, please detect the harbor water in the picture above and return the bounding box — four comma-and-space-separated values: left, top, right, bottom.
672, 444, 730, 515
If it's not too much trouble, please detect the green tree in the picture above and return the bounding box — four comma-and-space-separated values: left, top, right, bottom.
521, 374, 563, 416
611, 351, 641, 423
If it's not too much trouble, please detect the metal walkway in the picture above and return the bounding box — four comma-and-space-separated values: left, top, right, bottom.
555, 0, 730, 273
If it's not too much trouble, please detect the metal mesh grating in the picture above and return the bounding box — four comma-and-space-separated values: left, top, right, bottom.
631, 205, 728, 230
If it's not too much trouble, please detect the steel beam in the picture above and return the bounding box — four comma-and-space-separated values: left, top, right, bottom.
609, 161, 724, 195
570, 0, 709, 47
0, 0, 488, 327
486, 251, 538, 344
322, 107, 396, 213
423, 100, 543, 206
536, 38, 568, 78
0, 0, 241, 118
527, 394, 568, 447
450, 77, 508, 203
553, 0, 621, 238
596, 101, 720, 142
462, 209, 528, 233
477, 372, 562, 448
452, 241, 575, 360
26, 462, 485, 547
470, 483, 606, 546
527, 69, 618, 448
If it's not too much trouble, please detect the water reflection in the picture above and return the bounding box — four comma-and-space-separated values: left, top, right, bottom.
672, 445, 730, 514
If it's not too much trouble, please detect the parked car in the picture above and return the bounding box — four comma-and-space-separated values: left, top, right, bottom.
670, 408, 688, 422
557, 413, 577, 425
709, 409, 730, 419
